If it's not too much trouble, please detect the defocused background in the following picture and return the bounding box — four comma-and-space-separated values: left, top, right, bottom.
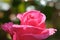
0, 0, 60, 40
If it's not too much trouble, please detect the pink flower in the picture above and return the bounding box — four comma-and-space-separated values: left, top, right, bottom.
1, 10, 57, 40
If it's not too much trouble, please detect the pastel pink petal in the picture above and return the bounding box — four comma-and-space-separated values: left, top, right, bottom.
1, 22, 13, 35
47, 28, 57, 35
17, 14, 23, 21
39, 13, 46, 25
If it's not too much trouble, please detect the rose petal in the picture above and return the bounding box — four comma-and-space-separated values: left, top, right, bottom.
17, 14, 23, 21
1, 22, 13, 35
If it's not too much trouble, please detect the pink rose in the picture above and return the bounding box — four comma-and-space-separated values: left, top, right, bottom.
17, 10, 46, 28
1, 10, 57, 40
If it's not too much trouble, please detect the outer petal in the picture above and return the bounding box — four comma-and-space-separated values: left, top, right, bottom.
17, 14, 23, 21
37, 13, 46, 26
12, 25, 57, 40
12, 25, 44, 34
1, 22, 13, 35
32, 28, 57, 39
47, 28, 57, 35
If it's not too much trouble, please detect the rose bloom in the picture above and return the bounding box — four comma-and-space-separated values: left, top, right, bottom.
1, 10, 57, 40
